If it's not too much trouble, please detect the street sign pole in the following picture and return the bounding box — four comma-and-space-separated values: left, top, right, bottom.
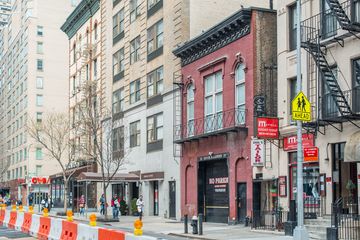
293, 0, 309, 239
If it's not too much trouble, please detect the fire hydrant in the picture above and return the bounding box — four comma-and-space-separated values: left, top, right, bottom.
190, 216, 198, 234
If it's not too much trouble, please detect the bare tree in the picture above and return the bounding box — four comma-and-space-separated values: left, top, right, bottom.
76, 80, 129, 220
27, 112, 77, 212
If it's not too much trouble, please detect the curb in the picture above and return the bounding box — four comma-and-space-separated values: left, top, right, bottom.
168, 233, 217, 240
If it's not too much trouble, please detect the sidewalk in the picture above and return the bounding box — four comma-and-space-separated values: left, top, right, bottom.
50, 211, 292, 240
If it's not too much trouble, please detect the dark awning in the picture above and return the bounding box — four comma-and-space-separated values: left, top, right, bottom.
76, 172, 140, 182
140, 171, 164, 181
344, 131, 360, 162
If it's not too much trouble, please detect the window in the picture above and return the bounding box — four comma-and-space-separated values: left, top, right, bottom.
354, 0, 360, 23
353, 58, 360, 112
36, 94, 43, 106
113, 48, 124, 77
147, 66, 163, 97
112, 126, 124, 157
235, 64, 245, 124
93, 59, 98, 80
93, 23, 98, 41
37, 59, 43, 71
35, 165, 42, 176
289, 78, 297, 113
36, 148, 43, 160
321, 0, 337, 39
147, 113, 163, 143
130, 121, 140, 147
112, 88, 124, 114
130, 36, 141, 64
37, 26, 43, 36
113, 9, 124, 38
187, 84, 194, 136
36, 77, 43, 89
204, 72, 223, 132
37, 42, 43, 54
130, 79, 141, 103
322, 66, 338, 118
130, 0, 140, 23
72, 43, 76, 63
288, 4, 297, 51
147, 20, 163, 54
148, 0, 160, 10
36, 112, 42, 123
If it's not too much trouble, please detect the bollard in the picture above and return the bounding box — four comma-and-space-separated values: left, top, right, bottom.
134, 219, 143, 236
184, 215, 188, 234
89, 214, 96, 226
191, 215, 198, 234
198, 213, 203, 235
66, 210, 73, 222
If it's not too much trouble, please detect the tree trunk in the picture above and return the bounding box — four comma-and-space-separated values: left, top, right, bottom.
63, 178, 68, 213
103, 181, 108, 220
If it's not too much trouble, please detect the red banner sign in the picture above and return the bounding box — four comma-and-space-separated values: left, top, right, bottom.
304, 147, 318, 162
31, 177, 49, 185
283, 133, 314, 151
257, 117, 279, 139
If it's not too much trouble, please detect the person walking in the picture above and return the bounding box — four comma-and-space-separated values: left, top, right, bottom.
111, 194, 120, 219
79, 195, 85, 216
99, 194, 105, 215
136, 195, 144, 221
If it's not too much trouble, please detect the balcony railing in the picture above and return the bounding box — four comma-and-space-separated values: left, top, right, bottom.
174, 108, 247, 143
301, 0, 360, 44
321, 87, 360, 119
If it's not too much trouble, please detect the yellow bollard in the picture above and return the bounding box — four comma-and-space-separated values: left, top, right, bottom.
43, 208, 49, 217
19, 205, 24, 212
66, 210, 73, 222
89, 214, 96, 227
28, 205, 34, 214
134, 219, 143, 236
11, 205, 16, 212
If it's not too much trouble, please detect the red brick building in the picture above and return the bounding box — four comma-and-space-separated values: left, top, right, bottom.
173, 8, 277, 224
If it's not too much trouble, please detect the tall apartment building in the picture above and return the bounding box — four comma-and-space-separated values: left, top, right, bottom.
0, 0, 77, 203
107, 0, 272, 220
251, 0, 360, 237
0, 0, 11, 28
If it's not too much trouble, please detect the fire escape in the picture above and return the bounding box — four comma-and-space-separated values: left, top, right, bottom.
301, 0, 360, 134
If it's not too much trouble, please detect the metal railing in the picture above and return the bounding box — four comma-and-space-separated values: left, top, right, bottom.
174, 108, 246, 141
304, 196, 325, 219
321, 88, 360, 119
301, 0, 359, 43
251, 210, 288, 231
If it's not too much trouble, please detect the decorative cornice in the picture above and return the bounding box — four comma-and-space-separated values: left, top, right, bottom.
173, 8, 252, 66
61, 0, 100, 39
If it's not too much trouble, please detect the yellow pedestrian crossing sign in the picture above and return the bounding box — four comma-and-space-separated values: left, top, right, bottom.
292, 91, 311, 121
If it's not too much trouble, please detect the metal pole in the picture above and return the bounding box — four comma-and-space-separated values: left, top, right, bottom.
85, 181, 88, 218
184, 215, 188, 234
294, 0, 308, 239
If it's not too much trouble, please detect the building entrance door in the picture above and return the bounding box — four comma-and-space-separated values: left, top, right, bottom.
237, 183, 247, 223
169, 181, 176, 219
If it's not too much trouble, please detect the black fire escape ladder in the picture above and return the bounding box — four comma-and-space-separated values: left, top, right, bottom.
326, 0, 360, 32
303, 42, 352, 117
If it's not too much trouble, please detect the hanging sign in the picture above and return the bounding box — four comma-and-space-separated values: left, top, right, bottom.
257, 117, 279, 139
278, 176, 287, 197
251, 139, 265, 167
254, 95, 266, 116
304, 147, 319, 162
291, 91, 311, 121
283, 133, 314, 151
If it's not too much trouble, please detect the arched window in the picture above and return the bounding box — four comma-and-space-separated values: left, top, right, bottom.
187, 84, 195, 136
235, 64, 245, 123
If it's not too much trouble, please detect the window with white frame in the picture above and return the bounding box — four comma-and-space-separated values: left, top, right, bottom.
147, 113, 163, 143
204, 72, 222, 132
112, 88, 124, 114
147, 20, 163, 54
113, 9, 124, 38
130, 120, 140, 147
36, 76, 43, 89
36, 94, 43, 106
37, 26, 43, 36
147, 66, 163, 97
235, 64, 245, 124
148, 0, 160, 10
130, 79, 141, 104
187, 84, 194, 136
130, 0, 140, 23
36, 148, 42, 160
130, 36, 141, 64
113, 48, 124, 77
37, 42, 43, 54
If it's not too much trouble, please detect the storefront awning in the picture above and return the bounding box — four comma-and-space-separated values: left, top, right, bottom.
344, 131, 360, 162
140, 171, 164, 181
76, 172, 140, 182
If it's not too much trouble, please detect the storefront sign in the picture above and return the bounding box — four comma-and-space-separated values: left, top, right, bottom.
283, 133, 314, 151
257, 117, 279, 139
31, 177, 49, 185
251, 139, 265, 167
326, 177, 332, 185
278, 176, 287, 197
320, 174, 326, 196
140, 172, 164, 181
208, 177, 228, 193
304, 147, 318, 162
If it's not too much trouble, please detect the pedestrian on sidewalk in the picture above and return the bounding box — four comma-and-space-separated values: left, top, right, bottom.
111, 194, 120, 219
99, 194, 105, 215
136, 195, 144, 221
79, 195, 85, 216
